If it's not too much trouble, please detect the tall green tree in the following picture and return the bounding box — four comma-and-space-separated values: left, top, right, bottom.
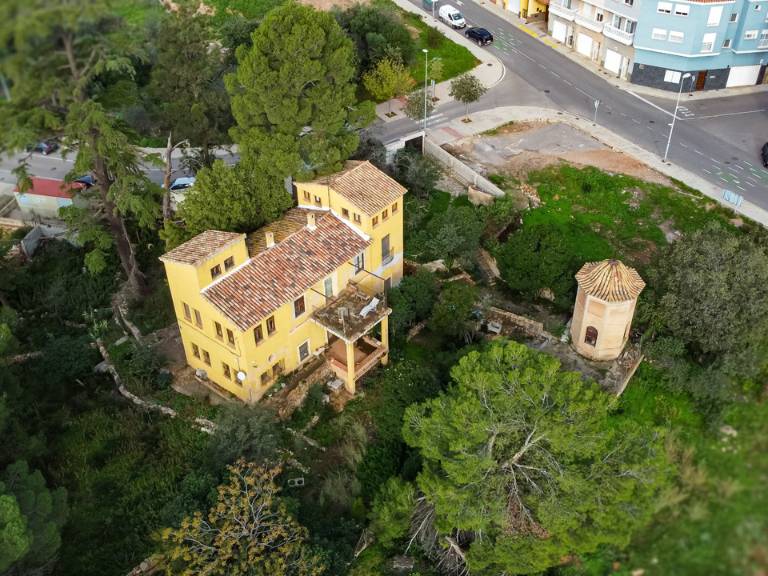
1, 461, 68, 573
363, 57, 413, 115
226, 2, 373, 180
149, 4, 232, 170
402, 340, 669, 575
429, 281, 477, 342
0, 0, 160, 294
161, 460, 324, 576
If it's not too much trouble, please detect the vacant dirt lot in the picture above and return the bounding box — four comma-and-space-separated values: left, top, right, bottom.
446, 122, 671, 185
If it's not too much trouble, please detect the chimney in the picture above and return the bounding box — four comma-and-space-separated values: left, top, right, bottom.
307, 212, 317, 231
265, 231, 275, 248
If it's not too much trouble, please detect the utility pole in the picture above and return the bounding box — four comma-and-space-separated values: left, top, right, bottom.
663, 72, 692, 163
422, 48, 429, 152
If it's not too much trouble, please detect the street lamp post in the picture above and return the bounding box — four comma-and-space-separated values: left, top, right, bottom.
663, 72, 692, 162
423, 48, 429, 151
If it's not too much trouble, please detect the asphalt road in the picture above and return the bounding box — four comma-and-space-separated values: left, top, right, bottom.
375, 0, 768, 206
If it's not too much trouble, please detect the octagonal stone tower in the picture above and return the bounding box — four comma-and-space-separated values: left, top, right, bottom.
570, 259, 645, 362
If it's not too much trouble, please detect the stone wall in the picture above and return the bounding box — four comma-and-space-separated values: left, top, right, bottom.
487, 306, 549, 340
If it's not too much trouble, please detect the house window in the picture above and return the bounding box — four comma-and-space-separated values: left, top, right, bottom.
381, 234, 392, 264
652, 28, 668, 40
224, 256, 235, 271
723, 38, 732, 48
707, 5, 723, 26
194, 309, 203, 328
624, 19, 637, 33
314, 195, 322, 205
303, 190, 311, 201
372, 215, 379, 227
183, 303, 191, 321
254, 324, 264, 344
293, 295, 306, 317
324, 276, 333, 297
353, 251, 365, 273
745, 30, 758, 40
226, 329, 235, 347
596, 11, 604, 22
222, 363, 231, 380
215, 322, 223, 339
755, 4, 762, 11
674, 4, 689, 16
759, 29, 768, 47
382, 209, 389, 220
266, 315, 276, 335
730, 12, 738, 22
668, 30, 684, 43
272, 360, 284, 377
664, 69, 682, 83
657, 2, 672, 14
298, 341, 310, 362
211, 264, 221, 280
192, 343, 200, 358
584, 326, 598, 347
701, 32, 717, 52
261, 371, 272, 385
353, 213, 361, 223
342, 208, 350, 219
202, 350, 211, 365
624, 0, 633, 6
392, 202, 398, 213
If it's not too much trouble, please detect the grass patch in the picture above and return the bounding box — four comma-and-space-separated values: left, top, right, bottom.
400, 11, 479, 84
114, 0, 164, 26
204, 0, 284, 26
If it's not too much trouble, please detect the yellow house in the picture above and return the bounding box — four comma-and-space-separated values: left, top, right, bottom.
160, 161, 406, 403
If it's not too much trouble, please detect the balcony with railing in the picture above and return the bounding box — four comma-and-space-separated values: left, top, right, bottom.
575, 13, 604, 32
549, 1, 577, 20
603, 23, 634, 45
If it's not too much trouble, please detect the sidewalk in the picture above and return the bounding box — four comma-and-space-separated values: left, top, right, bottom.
468, 0, 768, 102
426, 105, 768, 226
375, 0, 505, 122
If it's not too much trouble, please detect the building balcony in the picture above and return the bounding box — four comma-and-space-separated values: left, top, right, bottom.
603, 23, 634, 45
327, 335, 388, 386
549, 2, 577, 20
575, 13, 604, 32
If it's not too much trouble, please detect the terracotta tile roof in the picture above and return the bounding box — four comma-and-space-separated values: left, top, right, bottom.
160, 230, 244, 265
15, 177, 81, 199
247, 208, 310, 256
313, 161, 406, 215
203, 212, 370, 331
575, 260, 645, 302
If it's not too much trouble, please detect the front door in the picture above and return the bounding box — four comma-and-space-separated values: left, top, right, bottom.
695, 71, 707, 91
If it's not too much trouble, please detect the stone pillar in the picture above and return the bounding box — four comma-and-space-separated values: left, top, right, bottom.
344, 340, 356, 394
380, 315, 390, 366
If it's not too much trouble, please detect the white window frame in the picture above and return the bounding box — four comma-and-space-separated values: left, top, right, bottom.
744, 29, 758, 40
701, 32, 717, 52
664, 70, 682, 83
657, 1, 672, 13
707, 5, 723, 26
729, 11, 738, 22
652, 27, 669, 40
674, 4, 689, 16
669, 30, 685, 43
297, 340, 311, 363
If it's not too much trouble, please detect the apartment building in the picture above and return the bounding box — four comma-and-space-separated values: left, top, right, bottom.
548, 0, 768, 88
632, 0, 768, 90
548, 0, 639, 78
160, 161, 406, 403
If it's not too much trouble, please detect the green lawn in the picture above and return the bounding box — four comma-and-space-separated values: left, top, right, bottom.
113, 0, 164, 26
401, 10, 479, 84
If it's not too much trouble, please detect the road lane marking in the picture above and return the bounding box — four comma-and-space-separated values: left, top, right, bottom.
737, 185, 746, 191
549, 70, 561, 78
703, 169, 712, 174
563, 80, 572, 85
694, 149, 705, 156
625, 90, 675, 118
679, 142, 688, 148
692, 109, 767, 120
632, 118, 640, 124
709, 157, 720, 164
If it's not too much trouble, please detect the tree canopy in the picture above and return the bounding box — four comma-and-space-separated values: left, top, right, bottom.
363, 57, 413, 115
226, 3, 373, 180
402, 340, 669, 575
449, 73, 487, 119
161, 460, 324, 576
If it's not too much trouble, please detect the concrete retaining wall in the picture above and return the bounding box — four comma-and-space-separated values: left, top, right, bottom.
424, 138, 506, 197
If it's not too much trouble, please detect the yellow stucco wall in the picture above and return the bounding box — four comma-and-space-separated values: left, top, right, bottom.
163, 182, 405, 403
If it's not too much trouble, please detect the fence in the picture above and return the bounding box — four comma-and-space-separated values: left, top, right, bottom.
424, 138, 506, 198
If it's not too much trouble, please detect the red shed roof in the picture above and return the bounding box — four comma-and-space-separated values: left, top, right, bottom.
14, 177, 80, 199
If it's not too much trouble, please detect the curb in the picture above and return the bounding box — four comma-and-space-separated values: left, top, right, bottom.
429, 105, 768, 226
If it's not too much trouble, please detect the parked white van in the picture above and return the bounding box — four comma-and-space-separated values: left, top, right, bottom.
438, 5, 466, 29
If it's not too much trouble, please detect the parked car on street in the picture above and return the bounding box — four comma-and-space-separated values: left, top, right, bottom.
465, 27, 493, 45
73, 174, 95, 188
438, 5, 466, 28
169, 177, 196, 191
761, 142, 768, 168
26, 139, 59, 155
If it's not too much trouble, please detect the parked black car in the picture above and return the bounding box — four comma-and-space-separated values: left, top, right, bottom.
465, 27, 494, 45
762, 142, 768, 168
26, 139, 59, 155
